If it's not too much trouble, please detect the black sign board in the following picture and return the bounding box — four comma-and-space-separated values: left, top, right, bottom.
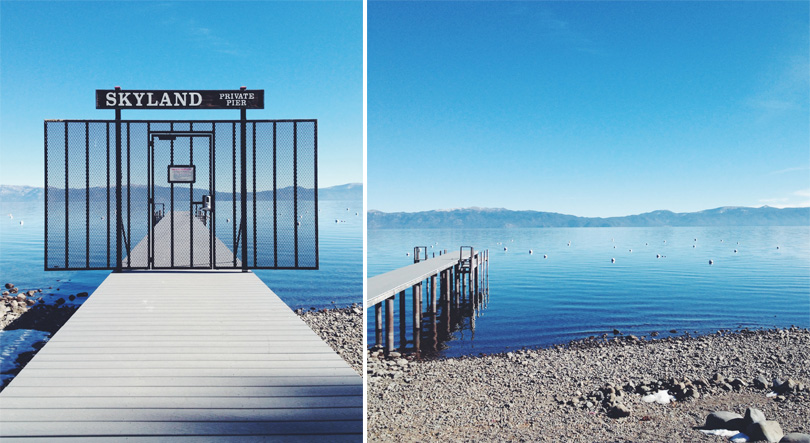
96, 90, 264, 109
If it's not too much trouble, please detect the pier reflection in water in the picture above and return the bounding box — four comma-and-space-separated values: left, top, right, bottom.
368, 246, 489, 358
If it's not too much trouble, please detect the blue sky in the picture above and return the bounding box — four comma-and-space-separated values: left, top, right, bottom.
0, 1, 362, 188
368, 1, 809, 217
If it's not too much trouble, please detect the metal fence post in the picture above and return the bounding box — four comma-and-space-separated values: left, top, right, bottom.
114, 86, 122, 273
240, 87, 248, 272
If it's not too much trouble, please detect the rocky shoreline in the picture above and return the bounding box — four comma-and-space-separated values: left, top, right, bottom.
368, 328, 810, 442
295, 303, 363, 375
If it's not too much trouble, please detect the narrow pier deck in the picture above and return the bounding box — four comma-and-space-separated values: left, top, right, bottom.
0, 271, 362, 441
125, 211, 240, 268
367, 247, 488, 354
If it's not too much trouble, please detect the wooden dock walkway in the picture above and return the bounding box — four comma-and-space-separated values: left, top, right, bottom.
0, 271, 362, 441
367, 247, 488, 354
125, 211, 240, 268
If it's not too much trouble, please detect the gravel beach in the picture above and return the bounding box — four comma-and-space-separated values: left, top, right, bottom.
368, 328, 810, 442
296, 303, 364, 375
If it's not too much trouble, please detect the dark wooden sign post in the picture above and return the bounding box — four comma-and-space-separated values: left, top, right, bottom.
97, 87, 265, 273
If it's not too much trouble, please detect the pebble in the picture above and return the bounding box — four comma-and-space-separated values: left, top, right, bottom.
296, 304, 361, 374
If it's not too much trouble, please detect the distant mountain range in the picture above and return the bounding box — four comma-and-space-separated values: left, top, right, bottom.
0, 183, 362, 202
368, 206, 810, 229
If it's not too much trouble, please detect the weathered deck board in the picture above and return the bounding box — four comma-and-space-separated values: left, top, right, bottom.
0, 271, 361, 441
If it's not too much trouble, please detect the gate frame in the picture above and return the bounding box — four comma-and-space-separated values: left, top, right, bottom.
148, 131, 215, 270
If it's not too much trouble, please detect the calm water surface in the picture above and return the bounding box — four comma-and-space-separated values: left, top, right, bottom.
368, 226, 810, 357
0, 199, 362, 310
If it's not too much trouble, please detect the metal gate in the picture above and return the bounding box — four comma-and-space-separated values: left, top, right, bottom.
44, 120, 318, 271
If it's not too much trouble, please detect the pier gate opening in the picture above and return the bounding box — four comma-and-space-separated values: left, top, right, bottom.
44, 88, 318, 271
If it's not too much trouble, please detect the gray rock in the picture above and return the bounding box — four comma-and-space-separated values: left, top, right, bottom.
780, 433, 810, 443
705, 411, 745, 431
747, 421, 784, 443
607, 403, 630, 418
744, 407, 767, 428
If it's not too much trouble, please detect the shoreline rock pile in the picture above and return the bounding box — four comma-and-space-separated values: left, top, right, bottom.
566, 372, 810, 417
1, 283, 44, 329
296, 303, 363, 375
702, 407, 810, 442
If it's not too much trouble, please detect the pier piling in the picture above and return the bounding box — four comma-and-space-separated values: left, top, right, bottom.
367, 247, 490, 356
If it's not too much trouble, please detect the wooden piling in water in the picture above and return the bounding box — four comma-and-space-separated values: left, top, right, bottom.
375, 303, 382, 346
399, 289, 406, 350
430, 274, 437, 314
385, 296, 394, 353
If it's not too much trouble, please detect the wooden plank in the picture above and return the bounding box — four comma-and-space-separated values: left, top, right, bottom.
0, 407, 363, 422
1, 385, 362, 398
0, 271, 361, 440
0, 396, 361, 410
23, 360, 355, 370
8, 376, 362, 388
0, 420, 362, 437
0, 436, 362, 443
8, 367, 359, 378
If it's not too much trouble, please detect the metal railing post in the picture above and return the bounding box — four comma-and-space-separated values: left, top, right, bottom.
114, 86, 122, 273
240, 88, 248, 272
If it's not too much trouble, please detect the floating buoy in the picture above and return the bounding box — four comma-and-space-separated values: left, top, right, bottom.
19, 220, 23, 225
406, 252, 410, 256
693, 245, 696, 248
355, 212, 358, 216
734, 249, 737, 253
613, 246, 616, 248
629, 249, 632, 252
226, 218, 230, 223
776, 246, 780, 250
335, 219, 339, 223
663, 240, 666, 243
656, 254, 660, 258
529, 250, 533, 254
346, 208, 349, 211
645, 242, 648, 245
430, 245, 433, 248
543, 254, 548, 259
709, 259, 714, 265
503, 247, 508, 252
567, 242, 571, 247
611, 258, 615, 263
720, 240, 723, 242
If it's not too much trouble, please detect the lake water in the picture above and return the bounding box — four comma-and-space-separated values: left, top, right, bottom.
0, 199, 362, 310
367, 226, 810, 358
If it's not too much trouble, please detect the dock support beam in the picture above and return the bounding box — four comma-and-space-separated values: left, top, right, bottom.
430, 274, 437, 314
385, 296, 394, 353
399, 290, 406, 349
374, 303, 382, 347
